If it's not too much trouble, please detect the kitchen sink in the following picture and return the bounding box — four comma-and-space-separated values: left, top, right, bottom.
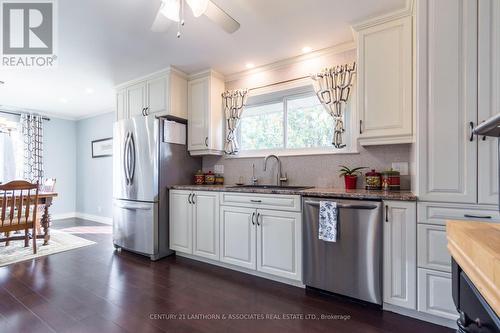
229, 185, 313, 190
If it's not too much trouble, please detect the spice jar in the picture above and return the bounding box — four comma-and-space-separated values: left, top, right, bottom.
381, 169, 401, 191
365, 169, 381, 190
215, 174, 224, 185
194, 170, 205, 185
204, 171, 216, 185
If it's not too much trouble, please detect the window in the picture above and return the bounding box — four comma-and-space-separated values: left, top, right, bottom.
0, 117, 24, 183
237, 85, 351, 156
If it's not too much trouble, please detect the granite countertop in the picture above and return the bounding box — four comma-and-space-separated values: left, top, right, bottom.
447, 221, 500, 317
168, 185, 416, 201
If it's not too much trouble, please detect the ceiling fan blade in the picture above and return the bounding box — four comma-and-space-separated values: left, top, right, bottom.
151, 9, 172, 32
204, 0, 240, 33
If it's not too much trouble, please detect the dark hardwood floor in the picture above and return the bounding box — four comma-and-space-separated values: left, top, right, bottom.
0, 218, 453, 333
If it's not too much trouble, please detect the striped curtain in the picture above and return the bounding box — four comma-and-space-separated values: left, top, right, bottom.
222, 89, 248, 155
21, 114, 44, 182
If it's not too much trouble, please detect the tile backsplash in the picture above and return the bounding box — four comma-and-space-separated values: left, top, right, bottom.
203, 144, 412, 190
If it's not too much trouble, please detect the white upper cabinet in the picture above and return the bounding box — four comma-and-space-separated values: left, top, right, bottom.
115, 67, 188, 120
478, 0, 500, 205
416, 0, 478, 203
188, 70, 225, 155
354, 14, 413, 145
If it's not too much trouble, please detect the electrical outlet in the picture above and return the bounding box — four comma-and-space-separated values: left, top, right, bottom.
214, 164, 224, 174
391, 162, 409, 176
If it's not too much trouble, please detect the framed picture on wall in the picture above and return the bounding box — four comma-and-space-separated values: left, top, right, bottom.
91, 138, 113, 158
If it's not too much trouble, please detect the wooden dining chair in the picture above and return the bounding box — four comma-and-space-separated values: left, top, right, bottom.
0, 180, 39, 254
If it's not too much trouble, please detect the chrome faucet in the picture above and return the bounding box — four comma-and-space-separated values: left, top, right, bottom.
263, 154, 288, 186
251, 163, 258, 185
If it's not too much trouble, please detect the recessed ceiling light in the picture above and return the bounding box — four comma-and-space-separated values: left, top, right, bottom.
85, 88, 94, 94
59, 97, 68, 103
302, 46, 312, 53
245, 63, 255, 69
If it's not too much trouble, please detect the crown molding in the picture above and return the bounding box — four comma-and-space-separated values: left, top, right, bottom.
224, 40, 356, 83
351, 0, 414, 31
188, 68, 225, 81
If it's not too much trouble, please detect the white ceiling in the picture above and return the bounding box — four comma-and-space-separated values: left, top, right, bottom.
0, 0, 407, 119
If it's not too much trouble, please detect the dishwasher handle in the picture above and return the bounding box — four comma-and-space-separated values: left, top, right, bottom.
303, 200, 378, 210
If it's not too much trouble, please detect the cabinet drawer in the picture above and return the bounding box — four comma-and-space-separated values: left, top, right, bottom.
220, 192, 301, 212
418, 202, 500, 226
417, 224, 451, 272
417, 268, 458, 321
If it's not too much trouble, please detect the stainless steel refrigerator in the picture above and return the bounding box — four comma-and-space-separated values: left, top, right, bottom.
113, 115, 201, 260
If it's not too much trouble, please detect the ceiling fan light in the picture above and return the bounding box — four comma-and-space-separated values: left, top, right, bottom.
160, 0, 180, 22
186, 0, 209, 17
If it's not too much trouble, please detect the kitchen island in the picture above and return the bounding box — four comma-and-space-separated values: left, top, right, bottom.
447, 221, 500, 332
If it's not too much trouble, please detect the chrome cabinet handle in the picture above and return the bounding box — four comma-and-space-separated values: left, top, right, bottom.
469, 122, 474, 142
251, 212, 256, 225
256, 213, 261, 226
191, 193, 196, 205
359, 120, 363, 134
464, 214, 492, 219
250, 199, 262, 203
144, 107, 149, 116
385, 205, 389, 222
188, 193, 192, 204
205, 137, 208, 147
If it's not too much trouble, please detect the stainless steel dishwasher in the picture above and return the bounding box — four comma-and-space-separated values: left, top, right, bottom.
302, 197, 383, 305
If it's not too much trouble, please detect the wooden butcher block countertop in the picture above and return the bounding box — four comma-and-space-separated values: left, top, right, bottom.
446, 220, 500, 317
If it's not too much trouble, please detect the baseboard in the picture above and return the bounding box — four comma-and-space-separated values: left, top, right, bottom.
176, 252, 304, 288
383, 303, 457, 329
52, 212, 77, 221
74, 212, 112, 225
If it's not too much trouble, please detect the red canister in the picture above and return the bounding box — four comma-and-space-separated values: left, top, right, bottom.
194, 170, 204, 185
365, 170, 382, 190
381, 169, 400, 191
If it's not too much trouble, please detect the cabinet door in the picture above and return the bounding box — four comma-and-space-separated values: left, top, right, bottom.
256, 209, 302, 281
192, 191, 219, 260
417, 268, 458, 320
417, 0, 478, 203
116, 89, 127, 121
417, 224, 451, 272
188, 77, 209, 151
383, 200, 416, 309
478, 0, 500, 205
169, 190, 192, 253
127, 82, 147, 118
357, 16, 412, 144
147, 76, 167, 115
219, 206, 256, 270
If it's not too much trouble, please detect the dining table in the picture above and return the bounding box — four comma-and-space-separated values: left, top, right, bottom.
0, 191, 58, 245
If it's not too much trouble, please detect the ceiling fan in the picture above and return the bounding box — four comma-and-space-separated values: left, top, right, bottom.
151, 0, 240, 37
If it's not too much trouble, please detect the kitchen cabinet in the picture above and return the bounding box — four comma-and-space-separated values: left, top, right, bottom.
187, 70, 225, 155
169, 190, 219, 258
417, 268, 458, 321
478, 0, 500, 205
115, 67, 188, 120
256, 209, 302, 281
219, 206, 256, 270
353, 14, 413, 146
383, 200, 416, 310
116, 89, 127, 121
416, 0, 494, 205
169, 190, 192, 253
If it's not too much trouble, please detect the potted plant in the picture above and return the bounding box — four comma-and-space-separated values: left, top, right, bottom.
339, 165, 367, 190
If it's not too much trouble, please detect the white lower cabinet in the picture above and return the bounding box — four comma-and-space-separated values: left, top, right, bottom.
256, 209, 302, 281
417, 224, 451, 272
219, 206, 256, 270
418, 268, 458, 320
383, 200, 417, 309
169, 190, 193, 253
193, 191, 219, 260
169, 190, 218, 257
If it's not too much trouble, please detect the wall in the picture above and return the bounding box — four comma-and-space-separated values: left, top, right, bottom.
205, 44, 412, 190
75, 112, 114, 220
44, 118, 77, 215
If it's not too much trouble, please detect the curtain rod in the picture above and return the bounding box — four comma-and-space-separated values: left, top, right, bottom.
0, 110, 50, 121
248, 75, 311, 91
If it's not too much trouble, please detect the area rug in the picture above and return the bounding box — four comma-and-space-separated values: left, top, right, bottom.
0, 230, 96, 267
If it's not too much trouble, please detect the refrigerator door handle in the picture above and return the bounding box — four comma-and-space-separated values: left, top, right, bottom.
128, 133, 136, 185
114, 201, 152, 210
123, 133, 131, 185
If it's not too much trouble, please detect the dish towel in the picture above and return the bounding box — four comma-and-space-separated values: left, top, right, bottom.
319, 201, 338, 242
